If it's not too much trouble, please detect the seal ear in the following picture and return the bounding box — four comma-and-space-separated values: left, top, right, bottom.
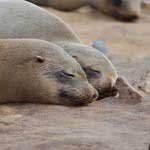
92, 40, 108, 55
35, 56, 45, 63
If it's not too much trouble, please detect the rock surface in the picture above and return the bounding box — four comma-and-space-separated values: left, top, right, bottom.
0, 5, 150, 150
138, 70, 150, 94
114, 76, 143, 104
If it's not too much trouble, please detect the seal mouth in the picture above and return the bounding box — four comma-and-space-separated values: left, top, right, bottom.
112, 11, 138, 22
97, 87, 118, 100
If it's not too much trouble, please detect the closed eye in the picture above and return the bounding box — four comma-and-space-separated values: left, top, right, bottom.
55, 70, 75, 82
91, 70, 101, 74
61, 71, 75, 78
84, 68, 102, 78
43, 70, 75, 80
56, 70, 75, 79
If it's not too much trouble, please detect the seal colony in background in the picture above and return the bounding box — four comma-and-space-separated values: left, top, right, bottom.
0, 0, 118, 100
26, 0, 142, 21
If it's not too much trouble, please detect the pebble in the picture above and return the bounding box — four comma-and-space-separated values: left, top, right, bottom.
92, 40, 108, 54
114, 76, 143, 104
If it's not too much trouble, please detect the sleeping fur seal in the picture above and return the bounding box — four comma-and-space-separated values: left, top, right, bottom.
0, 0, 118, 99
0, 39, 98, 105
26, 0, 141, 21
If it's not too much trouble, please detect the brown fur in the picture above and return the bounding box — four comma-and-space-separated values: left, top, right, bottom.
0, 0, 117, 99
0, 39, 98, 105
26, 0, 141, 21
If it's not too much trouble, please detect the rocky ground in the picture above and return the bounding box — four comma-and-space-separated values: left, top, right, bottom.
0, 6, 150, 150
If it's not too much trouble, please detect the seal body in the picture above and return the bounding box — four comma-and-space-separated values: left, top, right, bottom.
0, 0, 118, 99
89, 0, 141, 21
26, 0, 87, 11
26, 0, 141, 21
0, 39, 98, 105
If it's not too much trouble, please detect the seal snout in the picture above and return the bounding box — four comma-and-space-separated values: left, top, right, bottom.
125, 14, 138, 21
112, 11, 139, 22
121, 14, 138, 22
60, 84, 98, 106
92, 89, 99, 100
94, 76, 117, 100
111, 0, 141, 22
81, 84, 99, 103
97, 87, 116, 100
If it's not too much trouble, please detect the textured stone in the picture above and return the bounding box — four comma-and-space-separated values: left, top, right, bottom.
114, 76, 143, 104
138, 70, 150, 94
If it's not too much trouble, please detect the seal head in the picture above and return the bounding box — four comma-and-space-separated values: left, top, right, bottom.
0, 39, 98, 105
63, 43, 118, 100
90, 0, 141, 21
111, 0, 141, 21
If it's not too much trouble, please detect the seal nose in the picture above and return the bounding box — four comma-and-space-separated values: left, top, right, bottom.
92, 89, 99, 100
112, 11, 139, 21
84, 83, 99, 103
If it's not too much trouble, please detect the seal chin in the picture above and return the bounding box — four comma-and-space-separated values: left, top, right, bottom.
112, 11, 138, 22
